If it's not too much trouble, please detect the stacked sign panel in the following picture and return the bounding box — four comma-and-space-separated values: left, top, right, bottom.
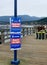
10, 17, 21, 50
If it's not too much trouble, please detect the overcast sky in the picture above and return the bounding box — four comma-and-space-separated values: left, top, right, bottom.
0, 0, 47, 17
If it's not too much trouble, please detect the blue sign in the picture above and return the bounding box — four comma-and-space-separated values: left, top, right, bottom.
10, 17, 21, 50
10, 34, 21, 39
11, 28, 21, 32
10, 44, 21, 49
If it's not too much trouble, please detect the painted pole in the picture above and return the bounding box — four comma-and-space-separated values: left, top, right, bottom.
14, 0, 17, 17
11, 0, 20, 65
14, 0, 17, 61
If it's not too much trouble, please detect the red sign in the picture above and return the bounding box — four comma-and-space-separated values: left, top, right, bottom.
11, 23, 21, 27
11, 39, 21, 44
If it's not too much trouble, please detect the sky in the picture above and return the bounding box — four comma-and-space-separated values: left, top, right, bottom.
0, 0, 47, 17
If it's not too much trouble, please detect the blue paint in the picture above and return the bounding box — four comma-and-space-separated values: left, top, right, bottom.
11, 17, 21, 23
10, 17, 21, 50
11, 0, 20, 65
11, 28, 21, 32
10, 44, 21, 49
10, 34, 21, 39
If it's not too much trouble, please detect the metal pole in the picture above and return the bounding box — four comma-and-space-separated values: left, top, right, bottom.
14, 0, 17, 17
14, 0, 17, 61
11, 0, 20, 65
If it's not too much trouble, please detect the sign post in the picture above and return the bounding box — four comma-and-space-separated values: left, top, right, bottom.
10, 0, 21, 65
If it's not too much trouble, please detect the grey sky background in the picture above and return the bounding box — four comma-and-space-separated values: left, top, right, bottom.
0, 0, 47, 17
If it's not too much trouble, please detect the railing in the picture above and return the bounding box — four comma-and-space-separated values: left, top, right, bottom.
0, 25, 35, 44
0, 29, 10, 44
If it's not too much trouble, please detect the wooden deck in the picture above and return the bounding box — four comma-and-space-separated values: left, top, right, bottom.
0, 35, 47, 65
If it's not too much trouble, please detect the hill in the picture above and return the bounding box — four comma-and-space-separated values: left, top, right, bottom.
0, 15, 47, 25
0, 15, 41, 24
34, 17, 47, 25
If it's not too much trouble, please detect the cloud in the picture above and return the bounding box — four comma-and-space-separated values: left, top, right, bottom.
17, 0, 47, 17
0, 0, 47, 17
